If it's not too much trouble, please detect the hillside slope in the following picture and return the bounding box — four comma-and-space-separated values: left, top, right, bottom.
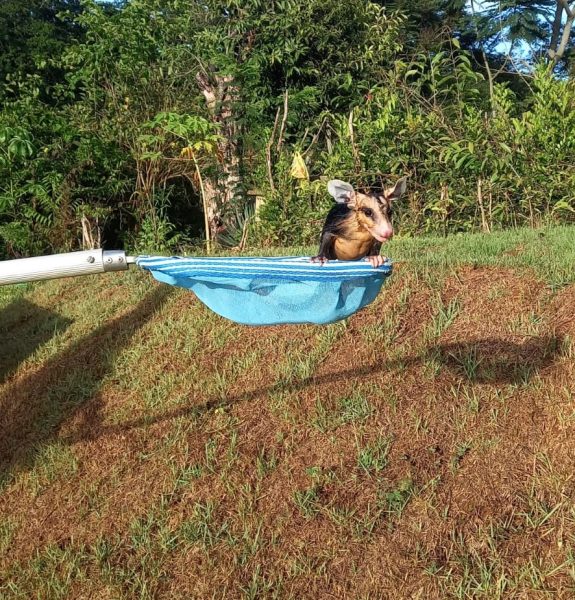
1, 227, 575, 599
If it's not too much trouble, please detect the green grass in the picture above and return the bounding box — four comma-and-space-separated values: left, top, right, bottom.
311, 390, 373, 432
220, 224, 575, 288
387, 225, 575, 288
426, 295, 461, 340
356, 434, 393, 474
1, 224, 575, 599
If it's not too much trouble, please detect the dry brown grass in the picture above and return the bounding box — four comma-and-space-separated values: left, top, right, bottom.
1, 254, 575, 599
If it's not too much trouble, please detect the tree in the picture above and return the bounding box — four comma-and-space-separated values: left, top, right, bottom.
180, 0, 405, 236
0, 0, 83, 101
469, 1, 575, 70
374, 1, 472, 53
548, 0, 575, 65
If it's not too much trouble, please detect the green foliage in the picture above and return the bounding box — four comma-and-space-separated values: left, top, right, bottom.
0, 0, 83, 101
133, 190, 188, 254
258, 50, 575, 242
216, 202, 255, 249
0, 126, 35, 164
0, 0, 574, 258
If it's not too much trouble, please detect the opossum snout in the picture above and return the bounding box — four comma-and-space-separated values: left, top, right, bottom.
366, 215, 393, 242
371, 225, 393, 242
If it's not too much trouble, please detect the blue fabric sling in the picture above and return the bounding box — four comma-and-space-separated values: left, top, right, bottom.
136, 255, 393, 326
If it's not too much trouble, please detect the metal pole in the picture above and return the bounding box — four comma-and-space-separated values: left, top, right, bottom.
0, 249, 134, 286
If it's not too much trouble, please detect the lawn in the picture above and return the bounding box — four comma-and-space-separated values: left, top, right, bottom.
1, 225, 574, 599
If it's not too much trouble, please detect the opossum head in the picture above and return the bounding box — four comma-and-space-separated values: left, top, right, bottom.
327, 177, 407, 242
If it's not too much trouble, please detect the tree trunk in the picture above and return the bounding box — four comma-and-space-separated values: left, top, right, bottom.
196, 69, 242, 240
548, 1, 575, 65
549, 1, 564, 57
477, 177, 490, 233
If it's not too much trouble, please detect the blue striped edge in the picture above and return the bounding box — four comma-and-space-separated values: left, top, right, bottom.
136, 255, 393, 283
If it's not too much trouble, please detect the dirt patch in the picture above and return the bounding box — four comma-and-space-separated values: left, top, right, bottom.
548, 283, 575, 336
2, 266, 575, 598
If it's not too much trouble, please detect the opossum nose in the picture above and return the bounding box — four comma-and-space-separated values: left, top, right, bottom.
371, 227, 393, 243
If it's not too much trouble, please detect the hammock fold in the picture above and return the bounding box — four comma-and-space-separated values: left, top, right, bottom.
136, 255, 393, 326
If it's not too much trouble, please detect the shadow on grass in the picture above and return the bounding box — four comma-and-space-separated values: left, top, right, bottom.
434, 336, 563, 384
0, 285, 172, 479
0, 299, 72, 384
70, 333, 563, 443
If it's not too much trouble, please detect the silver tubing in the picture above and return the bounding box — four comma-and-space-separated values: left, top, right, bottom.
102, 250, 130, 272
0, 249, 131, 286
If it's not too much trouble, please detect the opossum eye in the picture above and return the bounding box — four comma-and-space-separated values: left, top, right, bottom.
361, 207, 374, 218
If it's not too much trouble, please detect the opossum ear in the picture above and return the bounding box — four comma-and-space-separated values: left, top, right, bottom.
384, 177, 407, 202
327, 180, 355, 205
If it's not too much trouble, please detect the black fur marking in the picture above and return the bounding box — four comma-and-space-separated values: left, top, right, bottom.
369, 240, 382, 256
314, 204, 353, 260
375, 197, 392, 220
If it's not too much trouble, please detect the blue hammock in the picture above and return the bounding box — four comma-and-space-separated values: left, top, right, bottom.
136, 255, 393, 326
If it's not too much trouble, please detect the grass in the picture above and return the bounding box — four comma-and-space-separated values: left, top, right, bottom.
385, 224, 575, 289
356, 434, 393, 474
1, 224, 575, 598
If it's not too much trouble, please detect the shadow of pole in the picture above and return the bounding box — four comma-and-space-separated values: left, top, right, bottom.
0, 285, 172, 478
0, 299, 72, 384
67, 334, 564, 445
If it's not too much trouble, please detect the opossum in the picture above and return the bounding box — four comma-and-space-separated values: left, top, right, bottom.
313, 177, 407, 267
